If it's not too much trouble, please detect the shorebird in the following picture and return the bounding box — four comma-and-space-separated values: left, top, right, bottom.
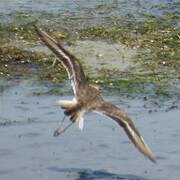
35, 27, 156, 163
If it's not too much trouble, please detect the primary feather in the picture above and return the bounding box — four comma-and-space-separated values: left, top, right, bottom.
94, 101, 156, 163
35, 27, 86, 97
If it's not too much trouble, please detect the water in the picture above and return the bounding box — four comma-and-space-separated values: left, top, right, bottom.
0, 1, 179, 179
0, 79, 180, 180
0, 0, 179, 22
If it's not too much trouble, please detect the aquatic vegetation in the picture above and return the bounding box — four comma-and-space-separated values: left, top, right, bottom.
0, 7, 179, 99
0, 45, 67, 80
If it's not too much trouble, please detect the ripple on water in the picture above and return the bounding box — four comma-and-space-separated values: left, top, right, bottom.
171, 133, 180, 138
156, 156, 167, 161
46, 111, 56, 115
167, 150, 179, 154
0, 118, 38, 127
0, 169, 14, 175
166, 164, 180, 171
47, 167, 149, 180
121, 140, 130, 145
0, 148, 13, 156
15, 105, 29, 111
98, 143, 109, 149
18, 132, 41, 138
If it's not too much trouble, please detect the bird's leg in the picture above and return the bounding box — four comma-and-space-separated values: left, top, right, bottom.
53, 115, 66, 136
54, 115, 75, 136
54, 98, 79, 136
59, 115, 66, 128
53, 120, 74, 136
53, 109, 80, 136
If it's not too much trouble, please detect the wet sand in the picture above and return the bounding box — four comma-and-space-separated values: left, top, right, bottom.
0, 79, 180, 180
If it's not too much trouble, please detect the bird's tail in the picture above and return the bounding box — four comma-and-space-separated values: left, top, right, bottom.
57, 100, 85, 130
64, 106, 85, 130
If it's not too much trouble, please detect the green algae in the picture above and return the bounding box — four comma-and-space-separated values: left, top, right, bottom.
0, 10, 179, 97
135, 26, 180, 79
79, 27, 132, 44
37, 63, 67, 84
0, 45, 67, 81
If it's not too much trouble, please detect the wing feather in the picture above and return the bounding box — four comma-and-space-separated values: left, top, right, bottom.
94, 101, 156, 163
35, 27, 86, 96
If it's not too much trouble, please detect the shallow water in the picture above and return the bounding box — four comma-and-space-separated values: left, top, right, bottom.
0, 0, 179, 22
0, 79, 180, 180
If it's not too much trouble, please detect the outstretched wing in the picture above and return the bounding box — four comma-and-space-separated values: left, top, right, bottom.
35, 27, 86, 96
94, 101, 156, 163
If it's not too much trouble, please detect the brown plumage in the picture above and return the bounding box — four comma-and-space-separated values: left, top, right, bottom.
35, 27, 156, 163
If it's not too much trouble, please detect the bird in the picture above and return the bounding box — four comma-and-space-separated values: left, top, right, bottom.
35, 27, 156, 163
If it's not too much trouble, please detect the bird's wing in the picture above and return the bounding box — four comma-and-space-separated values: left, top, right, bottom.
35, 27, 86, 96
94, 100, 156, 163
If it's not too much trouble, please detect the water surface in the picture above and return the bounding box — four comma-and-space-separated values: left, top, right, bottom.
0, 79, 180, 180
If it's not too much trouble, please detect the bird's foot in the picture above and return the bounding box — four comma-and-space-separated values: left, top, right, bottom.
53, 122, 74, 137
53, 127, 64, 137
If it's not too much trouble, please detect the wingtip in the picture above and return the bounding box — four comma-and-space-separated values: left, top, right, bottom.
145, 147, 157, 164
149, 155, 157, 164
144, 146, 156, 163
138, 135, 157, 164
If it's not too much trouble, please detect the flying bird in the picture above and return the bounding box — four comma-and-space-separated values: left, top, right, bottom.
35, 27, 156, 163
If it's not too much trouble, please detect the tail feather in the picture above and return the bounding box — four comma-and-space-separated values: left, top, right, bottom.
78, 116, 84, 130
57, 99, 85, 130
75, 110, 85, 130
67, 109, 85, 130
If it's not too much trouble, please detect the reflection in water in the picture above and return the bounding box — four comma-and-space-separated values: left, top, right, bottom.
48, 167, 148, 180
